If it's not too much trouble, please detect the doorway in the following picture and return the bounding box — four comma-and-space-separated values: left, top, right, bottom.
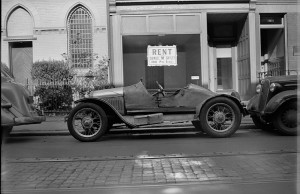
207, 13, 249, 98
216, 47, 233, 90
9, 41, 33, 85
260, 28, 285, 77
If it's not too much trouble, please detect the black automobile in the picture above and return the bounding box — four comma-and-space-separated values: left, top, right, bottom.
1, 67, 46, 137
247, 75, 299, 135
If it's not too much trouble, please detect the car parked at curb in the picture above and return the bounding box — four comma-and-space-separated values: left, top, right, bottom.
67, 81, 247, 142
1, 68, 46, 138
247, 75, 299, 135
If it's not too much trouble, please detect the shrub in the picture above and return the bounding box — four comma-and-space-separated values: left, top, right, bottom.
31, 60, 74, 111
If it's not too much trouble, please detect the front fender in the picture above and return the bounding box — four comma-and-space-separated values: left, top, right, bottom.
246, 94, 260, 114
194, 94, 246, 119
73, 98, 136, 129
264, 90, 298, 114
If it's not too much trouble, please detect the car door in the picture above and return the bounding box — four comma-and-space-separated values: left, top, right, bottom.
124, 81, 158, 114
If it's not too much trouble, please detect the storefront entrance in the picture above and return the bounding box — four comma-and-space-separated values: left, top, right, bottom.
123, 34, 201, 89
207, 13, 254, 100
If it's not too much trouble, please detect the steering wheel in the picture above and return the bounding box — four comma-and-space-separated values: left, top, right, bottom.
154, 81, 166, 96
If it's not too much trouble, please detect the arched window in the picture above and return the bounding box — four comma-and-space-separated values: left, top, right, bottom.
67, 6, 93, 68
7, 7, 33, 37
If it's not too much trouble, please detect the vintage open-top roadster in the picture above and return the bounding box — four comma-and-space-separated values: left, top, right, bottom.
67, 81, 246, 141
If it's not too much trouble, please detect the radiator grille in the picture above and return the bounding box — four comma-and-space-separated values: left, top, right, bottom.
258, 79, 270, 112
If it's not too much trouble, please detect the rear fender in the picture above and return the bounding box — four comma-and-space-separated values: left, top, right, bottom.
74, 98, 136, 129
264, 90, 298, 114
194, 94, 246, 119
1, 108, 15, 127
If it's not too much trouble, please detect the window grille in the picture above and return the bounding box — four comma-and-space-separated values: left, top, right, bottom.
68, 6, 93, 68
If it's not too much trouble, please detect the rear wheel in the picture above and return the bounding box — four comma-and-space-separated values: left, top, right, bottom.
272, 101, 298, 136
67, 103, 108, 142
199, 97, 241, 138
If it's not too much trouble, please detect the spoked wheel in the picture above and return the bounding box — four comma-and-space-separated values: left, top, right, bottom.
199, 97, 241, 137
67, 103, 108, 142
272, 101, 298, 136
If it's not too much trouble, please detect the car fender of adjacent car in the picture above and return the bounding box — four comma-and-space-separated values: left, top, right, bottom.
1, 73, 46, 130
264, 90, 298, 114
1, 104, 15, 127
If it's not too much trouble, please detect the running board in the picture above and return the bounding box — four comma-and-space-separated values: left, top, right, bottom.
122, 113, 194, 127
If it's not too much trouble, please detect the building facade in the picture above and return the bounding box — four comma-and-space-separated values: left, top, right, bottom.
1, 0, 299, 100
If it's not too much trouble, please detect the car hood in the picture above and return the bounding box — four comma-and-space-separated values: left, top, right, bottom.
265, 75, 299, 83
90, 87, 124, 98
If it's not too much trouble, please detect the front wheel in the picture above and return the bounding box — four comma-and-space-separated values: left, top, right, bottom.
67, 103, 108, 142
199, 97, 242, 138
272, 101, 298, 136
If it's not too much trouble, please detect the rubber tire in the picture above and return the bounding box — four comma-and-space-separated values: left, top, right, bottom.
251, 115, 274, 131
1, 126, 12, 137
199, 97, 242, 138
272, 101, 298, 136
67, 103, 108, 142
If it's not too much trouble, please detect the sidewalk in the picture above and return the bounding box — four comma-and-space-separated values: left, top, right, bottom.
10, 116, 255, 136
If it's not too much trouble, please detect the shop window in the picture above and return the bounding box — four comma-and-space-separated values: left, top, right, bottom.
123, 34, 200, 89
67, 6, 93, 68
260, 14, 286, 78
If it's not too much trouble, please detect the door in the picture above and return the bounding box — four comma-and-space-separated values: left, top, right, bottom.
237, 16, 251, 100
215, 47, 233, 91
10, 42, 33, 85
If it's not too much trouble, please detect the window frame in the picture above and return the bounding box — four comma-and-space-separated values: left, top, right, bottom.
67, 5, 93, 69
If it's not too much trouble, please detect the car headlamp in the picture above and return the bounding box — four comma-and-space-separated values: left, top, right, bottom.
256, 84, 262, 93
270, 83, 281, 92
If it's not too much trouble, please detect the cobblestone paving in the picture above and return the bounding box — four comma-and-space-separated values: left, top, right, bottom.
1, 152, 299, 191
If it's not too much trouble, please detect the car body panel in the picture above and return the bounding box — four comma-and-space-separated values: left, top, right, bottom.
90, 87, 123, 98
124, 81, 157, 111
159, 84, 215, 108
1, 69, 46, 128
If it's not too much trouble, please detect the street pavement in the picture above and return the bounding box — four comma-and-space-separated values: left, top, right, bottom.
2, 116, 300, 193
1, 151, 299, 193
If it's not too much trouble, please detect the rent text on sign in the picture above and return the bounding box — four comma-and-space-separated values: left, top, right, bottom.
147, 45, 177, 66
